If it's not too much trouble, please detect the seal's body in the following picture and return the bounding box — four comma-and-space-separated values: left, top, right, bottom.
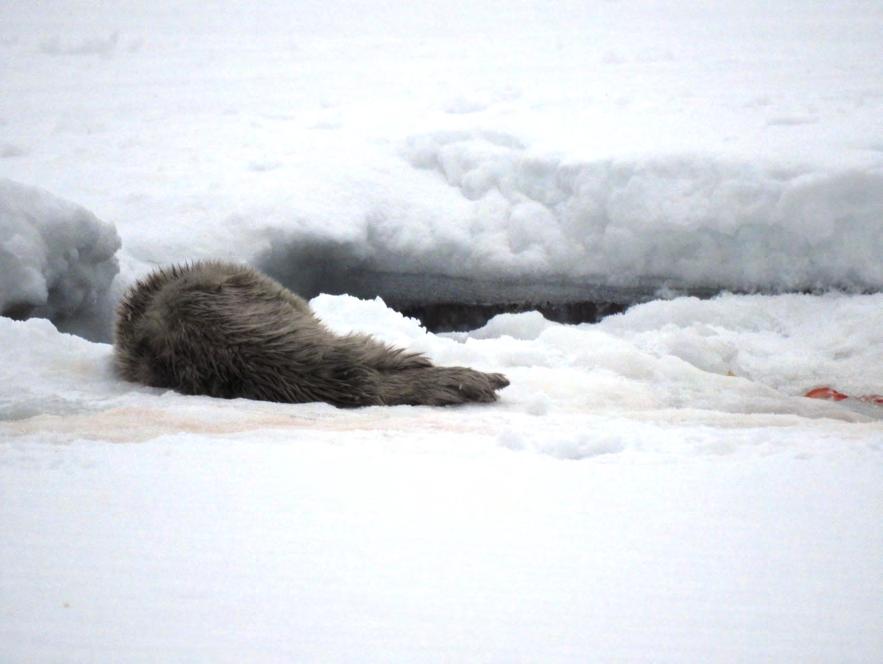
113, 261, 508, 406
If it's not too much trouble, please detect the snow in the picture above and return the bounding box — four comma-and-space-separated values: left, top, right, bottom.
1, 0, 881, 309
2, 437, 881, 663
5, 292, 879, 427
403, 133, 883, 291
2, 296, 882, 661
1, 0, 882, 661
0, 179, 120, 340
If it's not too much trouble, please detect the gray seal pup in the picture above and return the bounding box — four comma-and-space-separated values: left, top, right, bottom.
114, 261, 508, 406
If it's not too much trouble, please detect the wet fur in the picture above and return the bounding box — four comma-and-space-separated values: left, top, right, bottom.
113, 261, 509, 406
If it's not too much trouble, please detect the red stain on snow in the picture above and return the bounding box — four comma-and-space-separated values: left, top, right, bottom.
804, 386, 883, 405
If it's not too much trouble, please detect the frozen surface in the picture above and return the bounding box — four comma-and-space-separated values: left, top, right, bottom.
2, 433, 881, 664
1, 1, 883, 661
0, 179, 120, 340
0, 0, 881, 304
2, 295, 882, 662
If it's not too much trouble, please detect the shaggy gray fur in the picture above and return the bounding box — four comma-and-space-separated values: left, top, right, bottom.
114, 261, 509, 406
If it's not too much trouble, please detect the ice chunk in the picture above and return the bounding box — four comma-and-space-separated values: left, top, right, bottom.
0, 179, 121, 340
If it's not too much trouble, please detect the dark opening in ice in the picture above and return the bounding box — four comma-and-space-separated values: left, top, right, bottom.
396, 300, 628, 332
256, 239, 721, 332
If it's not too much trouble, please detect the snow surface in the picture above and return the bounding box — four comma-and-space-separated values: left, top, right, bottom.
2, 295, 882, 662
1, 0, 882, 314
1, 1, 883, 661
0, 179, 120, 340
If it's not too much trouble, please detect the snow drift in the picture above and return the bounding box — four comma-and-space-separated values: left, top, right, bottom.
0, 179, 120, 340
256, 135, 883, 311
403, 131, 883, 291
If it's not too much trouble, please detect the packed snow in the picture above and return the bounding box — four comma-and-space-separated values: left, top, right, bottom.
2, 294, 882, 662
2, 296, 882, 662
1, 0, 882, 662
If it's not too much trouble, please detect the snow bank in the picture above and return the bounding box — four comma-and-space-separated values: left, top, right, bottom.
471, 290, 883, 410
595, 292, 883, 398
453, 292, 883, 427
0, 179, 120, 340
247, 135, 883, 307
400, 131, 883, 292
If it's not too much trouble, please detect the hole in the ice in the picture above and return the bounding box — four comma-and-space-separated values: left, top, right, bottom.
397, 300, 628, 332
255, 238, 717, 332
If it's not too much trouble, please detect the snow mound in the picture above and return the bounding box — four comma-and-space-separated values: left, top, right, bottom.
0, 179, 121, 340
246, 132, 882, 311
403, 131, 883, 292
595, 292, 883, 398
462, 291, 883, 422
310, 293, 429, 349
467, 310, 554, 341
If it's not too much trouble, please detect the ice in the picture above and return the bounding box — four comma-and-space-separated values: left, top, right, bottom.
2, 1, 882, 661
1, 295, 882, 662
0, 179, 120, 340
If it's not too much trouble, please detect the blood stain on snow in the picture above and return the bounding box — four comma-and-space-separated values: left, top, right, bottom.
0, 404, 491, 443
805, 386, 883, 405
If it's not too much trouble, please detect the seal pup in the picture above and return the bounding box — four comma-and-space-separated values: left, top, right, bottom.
114, 261, 508, 406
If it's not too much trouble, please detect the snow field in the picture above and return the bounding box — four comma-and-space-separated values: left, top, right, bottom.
2, 291, 882, 663
2, 435, 881, 664
2, 1, 882, 319
1, 1, 883, 661
3, 297, 877, 662
5, 299, 880, 662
